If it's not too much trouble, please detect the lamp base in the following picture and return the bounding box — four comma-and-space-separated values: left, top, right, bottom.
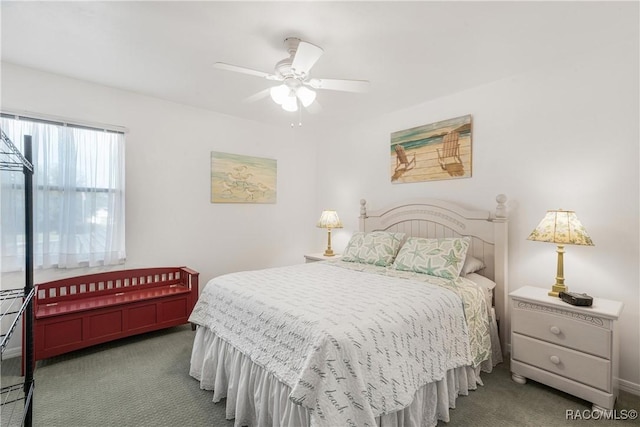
548, 283, 568, 298
323, 249, 336, 257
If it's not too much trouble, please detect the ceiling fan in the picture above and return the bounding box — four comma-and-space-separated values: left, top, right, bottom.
214, 37, 370, 112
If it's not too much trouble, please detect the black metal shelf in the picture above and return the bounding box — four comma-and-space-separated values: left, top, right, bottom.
0, 129, 34, 427
1, 381, 34, 427
1, 289, 35, 355
1, 130, 32, 172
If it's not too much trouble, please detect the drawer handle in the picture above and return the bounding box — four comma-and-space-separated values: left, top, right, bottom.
550, 326, 561, 335
550, 355, 561, 365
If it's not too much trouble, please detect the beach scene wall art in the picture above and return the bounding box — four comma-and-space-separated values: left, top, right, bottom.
390, 115, 472, 183
211, 151, 277, 203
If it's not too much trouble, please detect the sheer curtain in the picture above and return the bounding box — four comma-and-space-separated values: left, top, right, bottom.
1, 116, 125, 271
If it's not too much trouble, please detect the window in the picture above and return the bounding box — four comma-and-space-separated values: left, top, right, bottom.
1, 115, 126, 271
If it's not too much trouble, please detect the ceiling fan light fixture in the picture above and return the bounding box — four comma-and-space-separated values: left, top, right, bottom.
270, 84, 289, 105
296, 86, 316, 108
216, 37, 368, 116
281, 96, 298, 112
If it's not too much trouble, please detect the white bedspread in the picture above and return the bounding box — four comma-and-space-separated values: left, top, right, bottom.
189, 262, 473, 427
327, 259, 493, 368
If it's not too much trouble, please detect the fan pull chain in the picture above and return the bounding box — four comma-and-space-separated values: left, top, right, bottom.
290, 99, 303, 127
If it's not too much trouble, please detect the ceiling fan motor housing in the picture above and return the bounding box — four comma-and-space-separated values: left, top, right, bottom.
274, 58, 293, 79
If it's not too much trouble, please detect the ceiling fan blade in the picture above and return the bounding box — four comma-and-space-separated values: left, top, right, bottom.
214, 62, 279, 80
308, 78, 370, 93
243, 88, 270, 104
291, 41, 324, 77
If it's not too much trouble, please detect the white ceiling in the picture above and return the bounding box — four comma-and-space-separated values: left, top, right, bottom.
1, 1, 635, 128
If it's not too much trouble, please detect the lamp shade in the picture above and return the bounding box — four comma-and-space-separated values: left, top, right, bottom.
316, 210, 343, 229
270, 82, 316, 111
270, 85, 289, 105
281, 95, 298, 112
296, 86, 316, 107
527, 210, 594, 246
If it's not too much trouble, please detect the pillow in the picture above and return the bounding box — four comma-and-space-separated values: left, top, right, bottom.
461, 255, 486, 276
341, 231, 405, 266
465, 273, 496, 292
392, 237, 470, 279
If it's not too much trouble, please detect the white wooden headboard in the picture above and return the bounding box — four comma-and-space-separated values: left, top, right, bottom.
359, 194, 509, 353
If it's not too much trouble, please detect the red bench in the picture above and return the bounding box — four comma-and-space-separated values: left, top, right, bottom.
32, 267, 199, 362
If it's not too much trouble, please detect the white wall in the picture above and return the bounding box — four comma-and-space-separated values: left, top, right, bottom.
1, 63, 318, 355
314, 38, 640, 390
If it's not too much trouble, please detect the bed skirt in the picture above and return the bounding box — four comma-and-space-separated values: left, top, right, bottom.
190, 327, 486, 427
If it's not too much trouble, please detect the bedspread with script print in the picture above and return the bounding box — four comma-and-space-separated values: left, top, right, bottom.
189, 262, 472, 427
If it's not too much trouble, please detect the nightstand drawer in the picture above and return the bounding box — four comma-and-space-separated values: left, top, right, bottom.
512, 334, 611, 391
512, 305, 610, 358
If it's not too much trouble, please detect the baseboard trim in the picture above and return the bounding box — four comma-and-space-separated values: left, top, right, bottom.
3, 346, 21, 359
619, 378, 640, 396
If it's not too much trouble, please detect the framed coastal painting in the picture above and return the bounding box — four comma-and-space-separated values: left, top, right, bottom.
390, 115, 472, 183
211, 151, 277, 203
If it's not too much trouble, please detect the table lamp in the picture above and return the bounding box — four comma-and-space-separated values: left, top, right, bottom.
527, 209, 594, 297
316, 210, 343, 256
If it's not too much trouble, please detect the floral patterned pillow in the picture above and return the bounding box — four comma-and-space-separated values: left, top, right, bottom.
392, 237, 470, 279
341, 231, 406, 267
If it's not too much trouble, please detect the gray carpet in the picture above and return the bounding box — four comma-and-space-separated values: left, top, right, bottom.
1, 325, 638, 426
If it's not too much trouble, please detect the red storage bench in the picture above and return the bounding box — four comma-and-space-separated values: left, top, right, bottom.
33, 267, 198, 362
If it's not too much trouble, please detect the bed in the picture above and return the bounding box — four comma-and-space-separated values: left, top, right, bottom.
189, 195, 508, 427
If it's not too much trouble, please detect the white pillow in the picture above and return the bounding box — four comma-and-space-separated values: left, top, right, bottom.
461, 255, 485, 276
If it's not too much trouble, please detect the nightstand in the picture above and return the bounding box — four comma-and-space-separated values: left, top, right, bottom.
510, 286, 623, 410
304, 253, 341, 263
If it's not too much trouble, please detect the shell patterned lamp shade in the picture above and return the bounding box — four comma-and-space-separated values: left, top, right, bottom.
317, 210, 343, 257
527, 209, 594, 297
